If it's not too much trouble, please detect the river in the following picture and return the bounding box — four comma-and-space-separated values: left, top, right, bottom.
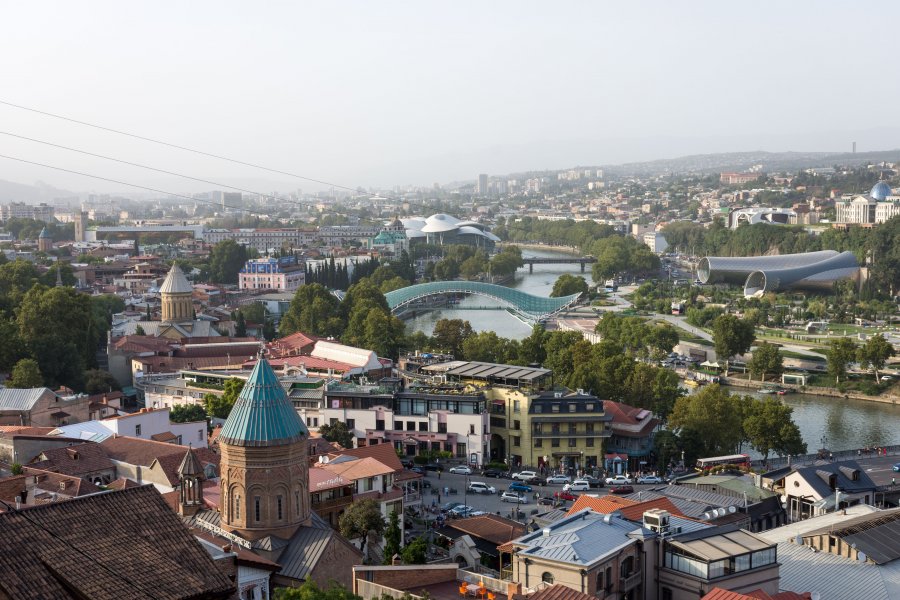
402, 247, 900, 453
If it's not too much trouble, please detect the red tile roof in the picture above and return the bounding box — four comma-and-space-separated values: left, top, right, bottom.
328, 442, 404, 472
29, 442, 116, 477
701, 588, 811, 600
448, 513, 525, 545
527, 584, 597, 600
100, 436, 219, 486
567, 495, 686, 522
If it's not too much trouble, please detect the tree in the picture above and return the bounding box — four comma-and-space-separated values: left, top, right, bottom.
743, 397, 806, 461
134, 324, 146, 336
319, 420, 354, 449
826, 337, 858, 383
748, 342, 783, 382
273, 579, 361, 600
9, 358, 43, 388
338, 498, 385, 559
203, 378, 244, 419
857, 334, 895, 382
170, 404, 208, 423
83, 369, 122, 394
550, 274, 588, 298
668, 384, 745, 462
400, 536, 428, 564
712, 314, 756, 376
383, 511, 402, 564
652, 429, 681, 472
208, 239, 248, 284
280, 283, 342, 338
431, 319, 474, 357
234, 310, 247, 337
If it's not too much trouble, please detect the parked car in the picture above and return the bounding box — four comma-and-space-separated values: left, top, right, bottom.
605, 475, 632, 485
410, 467, 425, 475
530, 476, 547, 486
546, 474, 572, 485
400, 459, 414, 469
440, 501, 461, 513
482, 468, 506, 478
449, 466, 473, 475
564, 479, 591, 492
508, 481, 533, 493
500, 491, 528, 504
512, 470, 538, 481
610, 485, 634, 495
449, 505, 475, 517
538, 497, 555, 506
580, 475, 603, 488
554, 491, 576, 501
467, 481, 496, 495
422, 463, 442, 472
637, 475, 664, 484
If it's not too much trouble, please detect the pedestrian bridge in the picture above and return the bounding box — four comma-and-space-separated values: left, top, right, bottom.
384, 281, 581, 324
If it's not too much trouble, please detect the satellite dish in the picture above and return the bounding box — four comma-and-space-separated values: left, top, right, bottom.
702, 512, 711, 520
728, 506, 737, 514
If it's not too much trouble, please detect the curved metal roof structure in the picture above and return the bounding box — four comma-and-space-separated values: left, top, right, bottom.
159, 263, 193, 294
743, 251, 859, 297
698, 251, 841, 285
871, 181, 893, 201
384, 281, 580, 324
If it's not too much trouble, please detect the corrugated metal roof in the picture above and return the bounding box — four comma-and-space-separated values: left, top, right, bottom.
771, 540, 894, 600
276, 512, 342, 580
218, 358, 309, 447
515, 510, 639, 566
0, 388, 54, 412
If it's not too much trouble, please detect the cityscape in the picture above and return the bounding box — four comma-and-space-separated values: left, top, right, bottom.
1, 3, 900, 600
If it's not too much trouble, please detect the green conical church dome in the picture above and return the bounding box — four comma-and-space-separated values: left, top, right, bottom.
219, 357, 309, 447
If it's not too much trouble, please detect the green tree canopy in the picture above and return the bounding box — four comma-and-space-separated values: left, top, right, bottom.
748, 342, 784, 382
9, 358, 43, 388
338, 498, 386, 558
273, 580, 361, 600
208, 239, 249, 284
279, 283, 343, 338
319, 420, 354, 449
550, 274, 588, 298
383, 511, 402, 564
431, 319, 474, 358
669, 384, 745, 462
83, 370, 122, 394
400, 535, 428, 565
743, 396, 806, 461
857, 334, 895, 382
170, 403, 208, 423
712, 314, 756, 375
826, 337, 858, 383
203, 378, 244, 419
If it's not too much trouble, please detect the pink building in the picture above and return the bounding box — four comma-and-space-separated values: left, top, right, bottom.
238, 256, 305, 292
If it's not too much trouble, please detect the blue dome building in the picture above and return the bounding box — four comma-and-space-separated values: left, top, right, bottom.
870, 181, 893, 201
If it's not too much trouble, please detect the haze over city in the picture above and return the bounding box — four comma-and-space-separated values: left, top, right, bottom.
2, 1, 900, 193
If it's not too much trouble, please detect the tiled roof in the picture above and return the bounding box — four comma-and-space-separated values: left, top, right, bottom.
448, 513, 525, 545
603, 400, 659, 436
23, 467, 102, 498
29, 442, 116, 477
528, 584, 598, 600
219, 358, 309, 447
329, 441, 404, 472
101, 436, 220, 486
567, 495, 637, 516
159, 263, 193, 294
0, 485, 234, 599
320, 456, 395, 480
178, 446, 205, 478
106, 477, 141, 491
0, 475, 27, 506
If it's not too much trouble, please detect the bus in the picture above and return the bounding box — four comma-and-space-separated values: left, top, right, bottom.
695, 454, 751, 472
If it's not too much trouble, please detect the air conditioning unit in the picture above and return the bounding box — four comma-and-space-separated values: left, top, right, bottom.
643, 509, 671, 534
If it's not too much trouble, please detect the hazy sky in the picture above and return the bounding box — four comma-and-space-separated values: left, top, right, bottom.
1, 1, 899, 194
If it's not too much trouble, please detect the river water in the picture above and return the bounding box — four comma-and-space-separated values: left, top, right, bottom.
403, 248, 900, 453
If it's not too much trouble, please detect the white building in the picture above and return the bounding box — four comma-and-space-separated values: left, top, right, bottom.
238, 256, 305, 292
642, 232, 669, 254
49, 406, 208, 448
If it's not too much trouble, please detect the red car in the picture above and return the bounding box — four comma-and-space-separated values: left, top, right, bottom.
610, 485, 634, 495
554, 491, 577, 501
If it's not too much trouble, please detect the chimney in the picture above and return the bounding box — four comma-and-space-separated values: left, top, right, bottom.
391, 554, 402, 566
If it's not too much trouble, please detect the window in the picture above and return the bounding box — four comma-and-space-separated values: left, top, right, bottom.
551, 404, 560, 413
396, 421, 403, 431
513, 420, 520, 430
407, 422, 415, 431
419, 422, 428, 432
568, 404, 576, 413
513, 436, 521, 447
595, 571, 602, 592
569, 438, 577, 447
198, 429, 204, 441
234, 494, 241, 520
552, 438, 560, 447
375, 419, 385, 431
135, 424, 141, 436
586, 423, 594, 434
295, 491, 300, 516
513, 400, 520, 412
551, 424, 560, 434
438, 423, 447, 434
586, 403, 594, 411
456, 443, 466, 457
534, 404, 542, 414
469, 424, 475, 435
662, 588, 673, 600
346, 419, 355, 430
277, 495, 283, 520
254, 496, 261, 522
330, 418, 338, 425
586, 437, 594, 447
568, 424, 576, 434
533, 423, 542, 434
541, 573, 554, 584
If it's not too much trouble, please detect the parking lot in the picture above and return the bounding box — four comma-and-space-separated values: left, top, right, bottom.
416, 470, 662, 522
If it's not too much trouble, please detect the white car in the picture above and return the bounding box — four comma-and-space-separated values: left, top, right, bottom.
564, 480, 590, 492
500, 491, 527, 504
637, 475, 664, 484
546, 475, 571, 485
512, 471, 538, 481
450, 505, 475, 517
605, 475, 632, 485
467, 481, 496, 494
449, 466, 473, 475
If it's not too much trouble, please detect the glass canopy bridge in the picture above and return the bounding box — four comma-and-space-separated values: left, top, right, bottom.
384, 281, 581, 325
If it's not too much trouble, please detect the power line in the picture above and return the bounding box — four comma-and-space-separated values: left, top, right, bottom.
0, 98, 367, 196
0, 129, 308, 208
0, 152, 264, 215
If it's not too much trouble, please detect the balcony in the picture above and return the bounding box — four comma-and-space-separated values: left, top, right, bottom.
312, 494, 353, 512
490, 416, 507, 429
619, 571, 641, 591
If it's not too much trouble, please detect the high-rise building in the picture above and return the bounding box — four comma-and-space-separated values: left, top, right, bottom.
477, 173, 489, 196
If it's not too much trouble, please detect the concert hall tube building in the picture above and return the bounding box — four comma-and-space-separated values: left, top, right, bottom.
697, 251, 859, 297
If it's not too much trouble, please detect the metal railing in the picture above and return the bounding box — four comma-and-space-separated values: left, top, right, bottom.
357, 580, 423, 600
457, 569, 507, 593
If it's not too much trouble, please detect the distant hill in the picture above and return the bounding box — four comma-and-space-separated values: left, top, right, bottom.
0, 179, 77, 204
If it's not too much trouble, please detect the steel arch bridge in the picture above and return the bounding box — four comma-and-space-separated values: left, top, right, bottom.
384, 281, 581, 324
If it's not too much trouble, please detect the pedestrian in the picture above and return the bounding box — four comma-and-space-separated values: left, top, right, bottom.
437, 493, 441, 503
432, 499, 436, 509
438, 470, 441, 480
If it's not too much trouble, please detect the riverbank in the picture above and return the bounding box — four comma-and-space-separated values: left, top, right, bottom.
499, 242, 582, 256
722, 375, 900, 405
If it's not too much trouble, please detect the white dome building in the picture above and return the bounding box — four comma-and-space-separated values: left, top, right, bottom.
403, 214, 498, 248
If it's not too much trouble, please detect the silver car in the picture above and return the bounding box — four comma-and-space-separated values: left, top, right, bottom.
546, 475, 571, 484
500, 491, 527, 504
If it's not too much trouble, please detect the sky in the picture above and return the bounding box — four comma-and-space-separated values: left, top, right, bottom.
0, 1, 899, 194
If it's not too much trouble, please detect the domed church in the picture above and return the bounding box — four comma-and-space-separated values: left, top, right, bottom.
123, 263, 220, 338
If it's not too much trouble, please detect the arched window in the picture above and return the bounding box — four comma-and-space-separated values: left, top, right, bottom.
541, 573, 554, 584
595, 571, 603, 592
233, 494, 241, 521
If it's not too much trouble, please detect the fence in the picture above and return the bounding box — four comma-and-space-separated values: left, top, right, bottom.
458, 568, 508, 593
356, 580, 423, 600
